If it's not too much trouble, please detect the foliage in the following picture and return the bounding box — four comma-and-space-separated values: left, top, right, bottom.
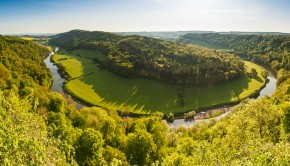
2, 33, 290, 165
209, 109, 223, 117
178, 33, 290, 74
125, 129, 157, 165
0, 35, 51, 106
184, 111, 196, 120
38, 33, 290, 165
52, 50, 266, 114
50, 30, 245, 85
74, 128, 105, 165
164, 113, 175, 123
48, 92, 66, 112
103, 146, 129, 166
0, 91, 68, 165
161, 98, 290, 165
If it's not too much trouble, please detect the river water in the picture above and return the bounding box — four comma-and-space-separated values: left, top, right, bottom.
167, 70, 277, 128
257, 70, 276, 99
44, 50, 277, 128
44, 48, 85, 109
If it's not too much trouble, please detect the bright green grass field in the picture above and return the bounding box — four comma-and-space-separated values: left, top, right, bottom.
20, 37, 34, 41
184, 40, 227, 50
52, 49, 266, 114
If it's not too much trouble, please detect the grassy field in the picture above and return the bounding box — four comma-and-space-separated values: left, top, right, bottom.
52, 49, 266, 114
21, 37, 34, 41
183, 40, 227, 50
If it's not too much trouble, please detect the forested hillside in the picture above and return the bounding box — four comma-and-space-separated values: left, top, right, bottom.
50, 30, 245, 85
0, 36, 68, 164
1, 34, 290, 165
49, 32, 290, 165
178, 33, 290, 84
0, 35, 52, 99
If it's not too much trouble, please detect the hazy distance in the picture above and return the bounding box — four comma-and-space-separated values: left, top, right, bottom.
1, 0, 290, 34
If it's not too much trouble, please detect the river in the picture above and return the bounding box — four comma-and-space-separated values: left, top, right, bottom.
257, 69, 276, 99
44, 50, 277, 128
167, 70, 277, 128
44, 48, 85, 109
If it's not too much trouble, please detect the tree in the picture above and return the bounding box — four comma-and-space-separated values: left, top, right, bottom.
74, 128, 105, 166
125, 130, 156, 165
281, 102, 290, 139
250, 68, 258, 78
0, 91, 68, 165
48, 92, 66, 113
103, 146, 129, 166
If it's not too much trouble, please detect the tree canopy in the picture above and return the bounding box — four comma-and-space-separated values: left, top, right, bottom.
2, 33, 290, 165
178, 33, 290, 73
50, 30, 245, 85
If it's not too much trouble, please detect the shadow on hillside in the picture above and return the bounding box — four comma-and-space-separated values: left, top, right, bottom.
71, 50, 253, 113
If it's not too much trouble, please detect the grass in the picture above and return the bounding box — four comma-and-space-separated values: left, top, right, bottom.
52, 49, 266, 114
20, 37, 34, 41
68, 49, 107, 61
185, 40, 227, 50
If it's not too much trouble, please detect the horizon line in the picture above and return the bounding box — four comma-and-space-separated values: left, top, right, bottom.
3, 29, 290, 36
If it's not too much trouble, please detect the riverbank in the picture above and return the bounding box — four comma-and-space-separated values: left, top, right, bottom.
44, 47, 276, 128
168, 71, 277, 128
49, 48, 268, 115
44, 48, 86, 110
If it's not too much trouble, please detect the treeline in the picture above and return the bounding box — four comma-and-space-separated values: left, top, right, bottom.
1, 35, 290, 165
50, 30, 245, 85
3, 87, 290, 165
178, 33, 290, 84
48, 32, 290, 165
0, 36, 63, 164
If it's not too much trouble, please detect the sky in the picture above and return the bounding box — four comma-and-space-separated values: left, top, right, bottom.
1, 0, 290, 34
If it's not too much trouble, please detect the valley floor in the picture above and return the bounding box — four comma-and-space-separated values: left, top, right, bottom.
51, 49, 267, 114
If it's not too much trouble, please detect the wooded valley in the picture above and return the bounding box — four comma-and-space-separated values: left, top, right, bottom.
0, 33, 290, 165
51, 30, 245, 85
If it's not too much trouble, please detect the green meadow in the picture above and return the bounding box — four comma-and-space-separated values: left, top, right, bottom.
20, 37, 34, 41
181, 40, 227, 50
52, 49, 266, 114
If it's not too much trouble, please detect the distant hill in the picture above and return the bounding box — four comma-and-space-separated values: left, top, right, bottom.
6, 33, 57, 37
116, 31, 215, 40
2, 31, 290, 165
219, 31, 290, 35
178, 33, 290, 76
50, 30, 245, 85
116, 31, 290, 40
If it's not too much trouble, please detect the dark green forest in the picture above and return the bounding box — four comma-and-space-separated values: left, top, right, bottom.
178, 33, 290, 84
1, 33, 290, 165
50, 30, 244, 85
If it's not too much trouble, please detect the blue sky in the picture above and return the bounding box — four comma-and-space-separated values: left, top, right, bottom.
1, 0, 290, 34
